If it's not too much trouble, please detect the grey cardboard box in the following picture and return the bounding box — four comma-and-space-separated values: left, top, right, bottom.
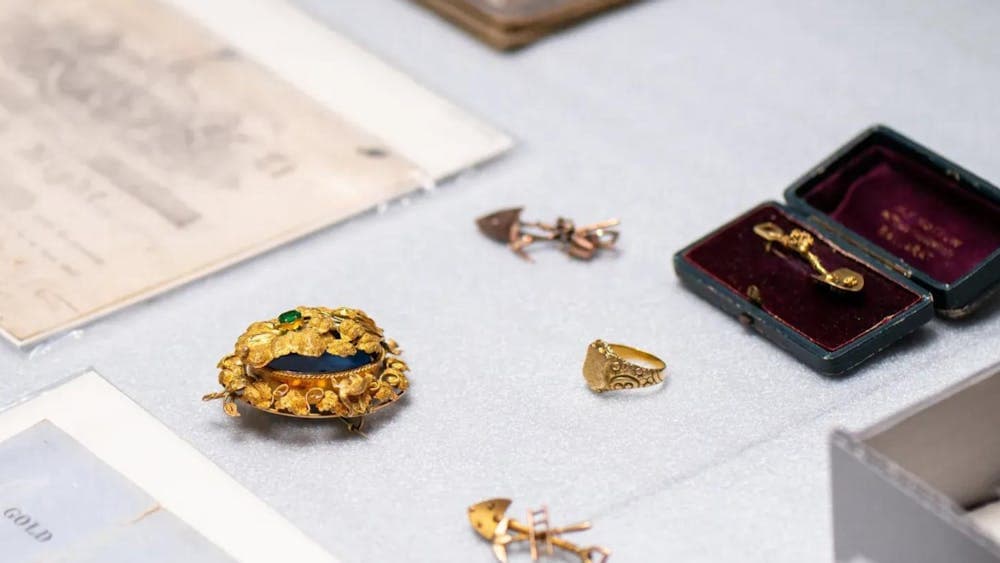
831, 360, 1000, 562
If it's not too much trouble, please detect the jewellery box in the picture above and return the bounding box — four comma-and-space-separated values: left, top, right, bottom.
831, 360, 1000, 562
673, 125, 1000, 374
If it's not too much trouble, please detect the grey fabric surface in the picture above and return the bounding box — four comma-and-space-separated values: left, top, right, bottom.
3, 0, 1000, 561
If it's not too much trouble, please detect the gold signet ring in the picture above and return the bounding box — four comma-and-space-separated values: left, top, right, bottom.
582, 340, 666, 393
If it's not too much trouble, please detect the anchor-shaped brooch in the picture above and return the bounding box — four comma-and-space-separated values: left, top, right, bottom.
468, 498, 611, 563
476, 207, 620, 261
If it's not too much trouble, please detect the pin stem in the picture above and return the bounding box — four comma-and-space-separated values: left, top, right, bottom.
507, 519, 597, 560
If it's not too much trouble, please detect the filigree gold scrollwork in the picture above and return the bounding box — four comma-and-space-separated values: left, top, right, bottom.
608, 363, 665, 390
203, 306, 409, 423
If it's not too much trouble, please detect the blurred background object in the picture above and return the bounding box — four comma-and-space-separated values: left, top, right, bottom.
411, 0, 636, 50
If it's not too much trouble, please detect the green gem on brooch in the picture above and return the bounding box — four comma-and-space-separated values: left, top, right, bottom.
277, 309, 303, 329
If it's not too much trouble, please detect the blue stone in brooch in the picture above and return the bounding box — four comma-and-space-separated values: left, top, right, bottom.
267, 351, 373, 374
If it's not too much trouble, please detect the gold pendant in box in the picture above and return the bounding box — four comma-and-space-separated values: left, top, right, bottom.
203, 307, 409, 431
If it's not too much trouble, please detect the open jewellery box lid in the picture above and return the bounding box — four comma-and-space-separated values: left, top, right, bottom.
675, 125, 1000, 374
784, 125, 1000, 316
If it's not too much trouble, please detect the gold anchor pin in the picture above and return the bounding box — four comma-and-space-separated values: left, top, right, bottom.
753, 222, 865, 292
468, 498, 611, 563
476, 207, 620, 261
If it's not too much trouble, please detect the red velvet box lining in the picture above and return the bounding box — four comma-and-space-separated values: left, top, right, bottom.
683, 204, 922, 352
800, 142, 1000, 284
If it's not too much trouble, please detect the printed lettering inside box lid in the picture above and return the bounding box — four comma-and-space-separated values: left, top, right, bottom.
799, 138, 1000, 285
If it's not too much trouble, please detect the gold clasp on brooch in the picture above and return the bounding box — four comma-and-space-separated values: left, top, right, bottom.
753, 222, 865, 292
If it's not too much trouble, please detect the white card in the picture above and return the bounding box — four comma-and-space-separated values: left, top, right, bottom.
0, 370, 338, 562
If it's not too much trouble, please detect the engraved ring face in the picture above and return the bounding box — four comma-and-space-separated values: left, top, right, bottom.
582, 340, 666, 393
203, 306, 409, 422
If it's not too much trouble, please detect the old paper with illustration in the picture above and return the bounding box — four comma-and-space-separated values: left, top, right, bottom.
0, 0, 508, 345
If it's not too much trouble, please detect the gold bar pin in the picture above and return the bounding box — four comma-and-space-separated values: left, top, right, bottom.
753, 222, 865, 292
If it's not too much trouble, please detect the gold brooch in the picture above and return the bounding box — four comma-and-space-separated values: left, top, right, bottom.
476, 207, 619, 261
582, 340, 666, 393
468, 498, 610, 563
203, 307, 409, 431
753, 222, 865, 292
